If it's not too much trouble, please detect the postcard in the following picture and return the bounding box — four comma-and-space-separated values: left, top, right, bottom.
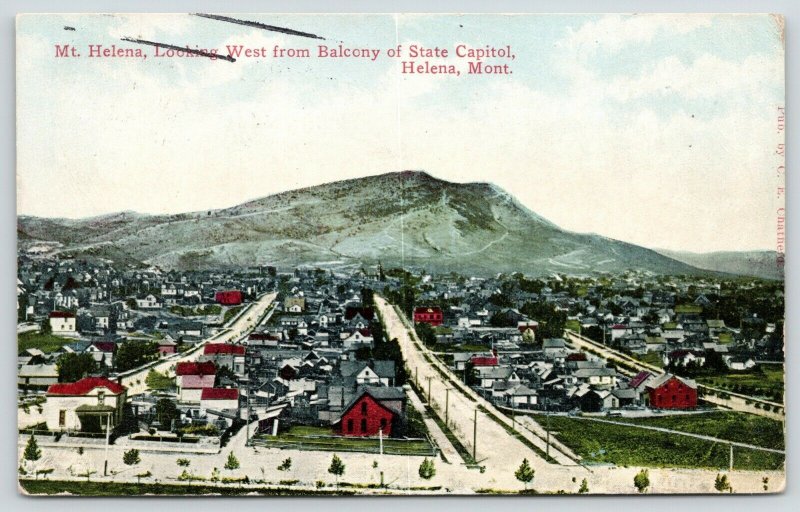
16, 13, 785, 496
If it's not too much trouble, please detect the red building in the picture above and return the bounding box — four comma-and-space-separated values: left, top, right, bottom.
215, 290, 243, 305
647, 374, 698, 410
336, 387, 406, 437
413, 306, 443, 326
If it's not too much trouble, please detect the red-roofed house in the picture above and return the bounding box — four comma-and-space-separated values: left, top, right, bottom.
413, 307, 443, 327
215, 290, 243, 306
470, 353, 499, 367
200, 344, 246, 375
200, 388, 239, 414
45, 377, 127, 432
646, 374, 698, 410
49, 311, 76, 334
176, 361, 216, 403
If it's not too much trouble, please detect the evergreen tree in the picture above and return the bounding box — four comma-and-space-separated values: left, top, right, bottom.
634, 469, 650, 493
514, 458, 535, 490
224, 452, 240, 470
328, 454, 345, 487
123, 448, 141, 466
418, 458, 436, 480
23, 435, 42, 479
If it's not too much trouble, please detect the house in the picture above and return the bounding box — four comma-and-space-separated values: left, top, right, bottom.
201, 344, 246, 375
158, 338, 177, 357
335, 386, 406, 437
199, 388, 239, 414
341, 329, 374, 349
344, 307, 374, 329
504, 384, 538, 408
18, 364, 59, 388
284, 296, 306, 313
725, 356, 757, 371
86, 342, 116, 368
136, 294, 163, 309
176, 361, 217, 403
413, 306, 443, 327
45, 377, 127, 432
215, 290, 243, 306
49, 311, 76, 334
647, 373, 698, 410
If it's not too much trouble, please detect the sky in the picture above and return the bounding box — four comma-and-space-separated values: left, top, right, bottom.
16, 13, 784, 253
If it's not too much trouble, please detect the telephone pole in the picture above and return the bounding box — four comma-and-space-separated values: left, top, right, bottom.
729, 443, 734, 471
445, 387, 451, 426
426, 376, 433, 403
472, 409, 477, 461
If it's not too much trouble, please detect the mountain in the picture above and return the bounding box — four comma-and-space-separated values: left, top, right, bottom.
654, 249, 784, 281
18, 171, 705, 276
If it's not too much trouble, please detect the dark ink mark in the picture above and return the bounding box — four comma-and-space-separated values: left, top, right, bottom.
121, 37, 236, 62
193, 13, 326, 40
64, 26, 76, 31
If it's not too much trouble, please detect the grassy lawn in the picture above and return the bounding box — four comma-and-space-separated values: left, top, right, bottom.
429, 343, 488, 353
223, 306, 244, 324
543, 415, 784, 471
565, 320, 582, 332
613, 411, 784, 450
632, 351, 664, 368
18, 332, 74, 355
169, 304, 222, 317
19, 479, 354, 496
697, 366, 785, 401
253, 425, 435, 456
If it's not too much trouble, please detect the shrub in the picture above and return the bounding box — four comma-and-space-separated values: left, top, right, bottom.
515, 458, 535, 490
224, 452, 240, 471
277, 458, 292, 471
634, 469, 650, 493
177, 458, 190, 467
578, 478, 589, 494
418, 458, 436, 480
123, 449, 141, 466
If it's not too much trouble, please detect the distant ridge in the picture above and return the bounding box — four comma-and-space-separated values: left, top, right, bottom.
18, 170, 708, 276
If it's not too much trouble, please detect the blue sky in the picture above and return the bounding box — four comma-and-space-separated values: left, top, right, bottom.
16, 13, 784, 252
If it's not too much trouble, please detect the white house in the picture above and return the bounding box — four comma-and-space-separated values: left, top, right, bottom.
49, 311, 76, 334
45, 377, 127, 432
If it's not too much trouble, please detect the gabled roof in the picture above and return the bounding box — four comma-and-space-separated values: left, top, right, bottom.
646, 373, 697, 390
344, 307, 374, 321
49, 311, 75, 318
201, 387, 239, 400
47, 377, 126, 396
204, 344, 245, 355
629, 371, 654, 389
176, 361, 216, 376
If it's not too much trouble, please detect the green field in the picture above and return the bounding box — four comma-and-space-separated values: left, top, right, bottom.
613, 411, 784, 450
169, 304, 222, 317
252, 425, 435, 456
698, 366, 785, 401
632, 351, 664, 368
18, 332, 75, 355
223, 306, 244, 324
19, 479, 354, 496
542, 415, 784, 470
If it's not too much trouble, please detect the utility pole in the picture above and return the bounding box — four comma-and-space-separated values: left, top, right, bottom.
379, 427, 384, 456
472, 409, 477, 461
445, 388, 451, 427
729, 443, 734, 471
545, 398, 550, 459
426, 376, 433, 403
415, 367, 418, 388
103, 412, 111, 476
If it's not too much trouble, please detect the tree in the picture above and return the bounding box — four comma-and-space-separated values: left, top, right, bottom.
634, 469, 650, 493
115, 341, 159, 372
123, 448, 141, 466
145, 369, 175, 390
418, 458, 436, 480
715, 473, 731, 493
414, 322, 437, 347
360, 288, 375, 306
578, 478, 589, 494
23, 435, 42, 478
224, 452, 240, 471
328, 454, 345, 487
154, 398, 178, 431
56, 352, 97, 382
278, 458, 292, 471
40, 317, 52, 335
514, 458, 535, 490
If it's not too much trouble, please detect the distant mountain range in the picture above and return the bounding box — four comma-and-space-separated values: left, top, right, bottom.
654, 249, 784, 281
16, 171, 775, 278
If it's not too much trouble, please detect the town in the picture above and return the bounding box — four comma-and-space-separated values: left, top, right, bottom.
17, 255, 786, 495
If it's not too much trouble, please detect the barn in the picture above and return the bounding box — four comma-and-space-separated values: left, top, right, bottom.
335, 387, 406, 437
646, 373, 698, 410
215, 290, 243, 305
413, 306, 443, 326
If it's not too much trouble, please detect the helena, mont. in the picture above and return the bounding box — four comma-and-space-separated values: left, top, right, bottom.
401, 60, 460, 75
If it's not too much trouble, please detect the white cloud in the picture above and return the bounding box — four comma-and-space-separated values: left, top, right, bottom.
561, 14, 714, 55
